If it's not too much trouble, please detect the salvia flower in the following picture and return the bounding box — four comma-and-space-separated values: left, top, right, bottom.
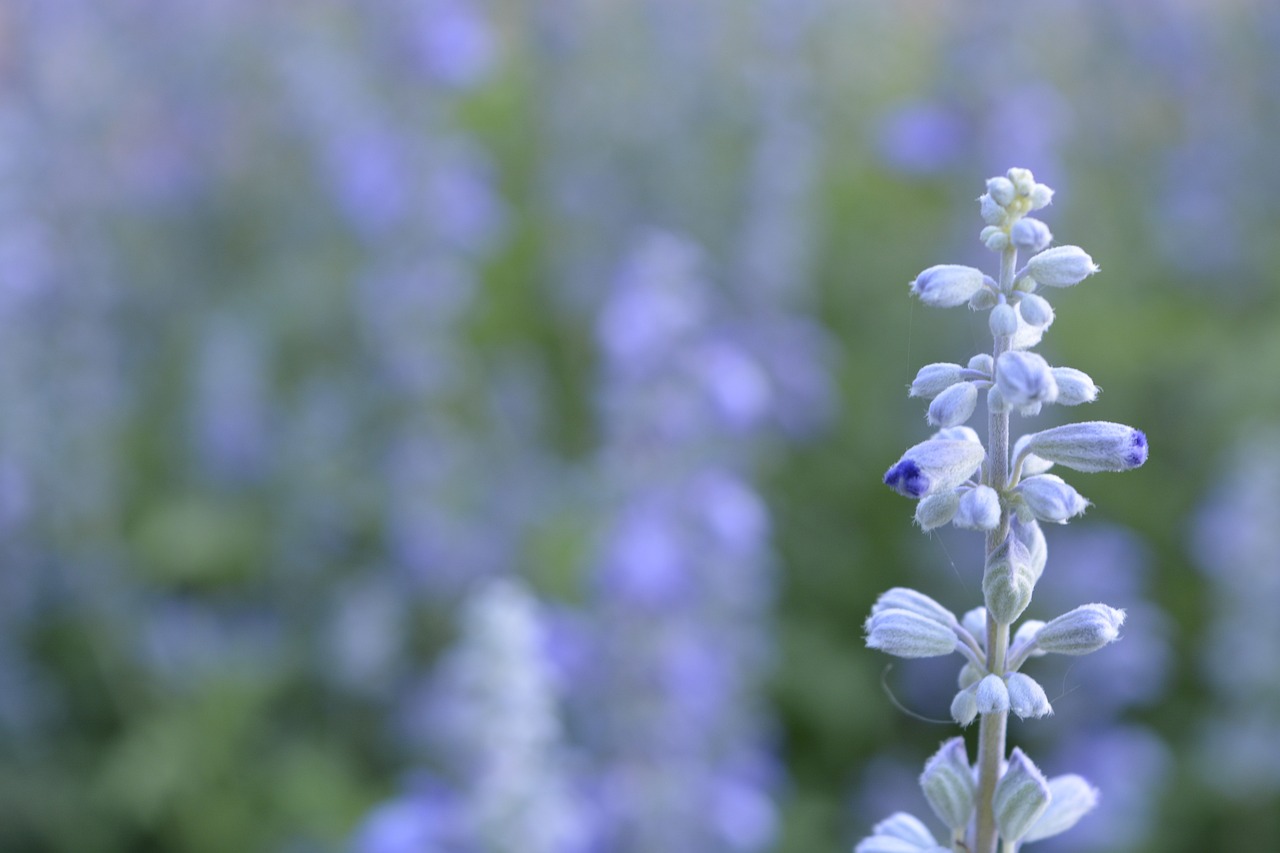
1051, 367, 1099, 405
976, 673, 1010, 715
1006, 672, 1053, 719
1024, 245, 1098, 288
926, 381, 978, 427
910, 264, 993, 307
914, 490, 960, 530
870, 588, 958, 627
1033, 603, 1126, 655
1016, 292, 1054, 328
920, 738, 976, 832
1015, 473, 1089, 524
1021, 774, 1099, 843
982, 536, 1036, 624
883, 438, 986, 499
993, 748, 1052, 843
1010, 217, 1052, 253
995, 351, 1058, 409
1023, 421, 1148, 472
855, 812, 951, 852
954, 485, 1000, 530
865, 609, 959, 658
909, 363, 966, 399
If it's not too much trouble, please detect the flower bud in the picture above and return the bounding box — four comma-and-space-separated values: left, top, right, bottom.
989, 302, 1018, 337
1029, 183, 1055, 210
951, 685, 979, 727
961, 607, 987, 640
920, 738, 977, 832
983, 229, 1010, 251
993, 748, 1052, 843
1011, 619, 1047, 659
1016, 474, 1089, 524
1006, 672, 1053, 719
927, 382, 978, 427
975, 673, 1009, 715
969, 288, 998, 310
1022, 775, 1099, 843
884, 439, 986, 499
934, 425, 980, 444
911, 265, 992, 307
987, 385, 1010, 414
983, 536, 1036, 624
967, 353, 993, 374
979, 193, 1005, 225
1023, 421, 1148, 472
909, 363, 966, 399
915, 490, 961, 530
872, 587, 958, 626
867, 812, 939, 848
987, 176, 1016, 207
954, 485, 1001, 530
1034, 603, 1125, 655
1025, 245, 1098, 288
1010, 517, 1047, 582
1008, 312, 1048, 350
1017, 292, 1054, 327
865, 609, 959, 658
1051, 367, 1098, 405
1010, 217, 1052, 253
957, 661, 983, 689
1007, 168, 1035, 197
996, 351, 1058, 408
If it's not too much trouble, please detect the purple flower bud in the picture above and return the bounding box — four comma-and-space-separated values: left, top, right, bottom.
1011, 217, 1052, 253
909, 363, 966, 399
954, 485, 1001, 530
996, 351, 1058, 408
1006, 672, 1053, 719
993, 748, 1052, 843
1034, 603, 1126, 655
884, 439, 986, 499
927, 382, 978, 427
910, 265, 993, 308
865, 608, 959, 658
1024, 421, 1148, 472
1022, 775, 1099, 843
1025, 245, 1098, 288
1016, 474, 1089, 524
920, 738, 976, 832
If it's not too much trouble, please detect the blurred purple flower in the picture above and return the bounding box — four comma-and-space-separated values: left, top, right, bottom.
874, 101, 968, 176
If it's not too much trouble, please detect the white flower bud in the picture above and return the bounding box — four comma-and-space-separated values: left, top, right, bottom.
927, 382, 978, 427
987, 176, 1016, 206
983, 536, 1036, 624
957, 661, 983, 689
1028, 183, 1055, 210
933, 425, 981, 444
1017, 292, 1054, 327
987, 385, 1010, 414
951, 685, 979, 727
1007, 168, 1036, 197
996, 351, 1058, 408
872, 587, 958, 626
913, 490, 958, 530
1010, 217, 1052, 253
1025, 245, 1098, 288
979, 193, 1005, 225
954, 485, 1001, 530
884, 439, 986, 499
967, 353, 993, 374
1010, 518, 1047, 582
1011, 619, 1047, 659
1022, 775, 1099, 843
1016, 474, 1089, 524
1006, 672, 1053, 719
989, 302, 1018, 337
969, 288, 998, 310
993, 748, 1051, 843
983, 229, 1010, 252
961, 607, 987, 640
1051, 368, 1099, 405
920, 738, 977, 832
975, 673, 1009, 715
1023, 421, 1148, 472
865, 608, 959, 658
911, 265, 992, 307
867, 812, 939, 848
1034, 603, 1126, 655
909, 363, 966, 399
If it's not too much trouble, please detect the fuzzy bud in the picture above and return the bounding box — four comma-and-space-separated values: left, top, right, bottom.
969, 288, 999, 310
987, 385, 1010, 415
1007, 168, 1035, 197
915, 490, 961, 530
1051, 368, 1099, 405
1025, 245, 1098, 288
872, 587, 958, 626
934, 425, 981, 444
865, 609, 959, 658
957, 661, 983, 689
1010, 217, 1052, 253
1017, 293, 1054, 327
989, 302, 1018, 337
987, 177, 1016, 207
979, 193, 1005, 225
961, 607, 987, 640
996, 351, 1058, 408
1011, 619, 1047, 659
884, 439, 986, 499
927, 382, 978, 427
967, 353, 993, 374
954, 485, 1001, 530
911, 265, 992, 307
1023, 421, 1148, 472
865, 813, 939, 849
951, 685, 979, 727
1006, 672, 1053, 719
1023, 775, 1099, 843
983, 229, 1010, 252
1034, 603, 1126, 655
1010, 517, 1048, 582
1016, 474, 1089, 524
983, 536, 1036, 624
1029, 183, 1055, 210
920, 738, 977, 832
909, 363, 966, 399
993, 748, 1052, 843
975, 673, 1009, 715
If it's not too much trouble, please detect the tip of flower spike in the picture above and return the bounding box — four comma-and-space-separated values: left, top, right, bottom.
884, 459, 928, 499
1127, 430, 1149, 468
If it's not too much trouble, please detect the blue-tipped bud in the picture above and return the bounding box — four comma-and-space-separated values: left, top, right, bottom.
989, 302, 1018, 337
915, 490, 961, 530
987, 177, 1016, 207
872, 587, 958, 626
1010, 217, 1052, 253
996, 351, 1058, 408
1025, 245, 1098, 288
983, 536, 1036, 624
1006, 672, 1053, 719
920, 738, 977, 832
865, 813, 939, 848
911, 265, 992, 307
1016, 474, 1089, 524
909, 362, 966, 399
951, 685, 979, 727
884, 439, 986, 499
1051, 367, 1099, 405
976, 673, 1010, 715
1017, 292, 1054, 327
993, 748, 1052, 843
865, 609, 959, 658
927, 382, 978, 428
1023, 775, 1099, 843
1023, 421, 1148, 472
1034, 603, 1126, 655
954, 485, 1001, 530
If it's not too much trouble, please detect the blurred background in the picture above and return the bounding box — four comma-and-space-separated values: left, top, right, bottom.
1, 1, 1278, 851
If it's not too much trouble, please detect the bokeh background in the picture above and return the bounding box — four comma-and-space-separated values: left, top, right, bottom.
1, 1, 1279, 851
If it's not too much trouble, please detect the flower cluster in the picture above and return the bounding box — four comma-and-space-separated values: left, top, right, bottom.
859, 169, 1148, 853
